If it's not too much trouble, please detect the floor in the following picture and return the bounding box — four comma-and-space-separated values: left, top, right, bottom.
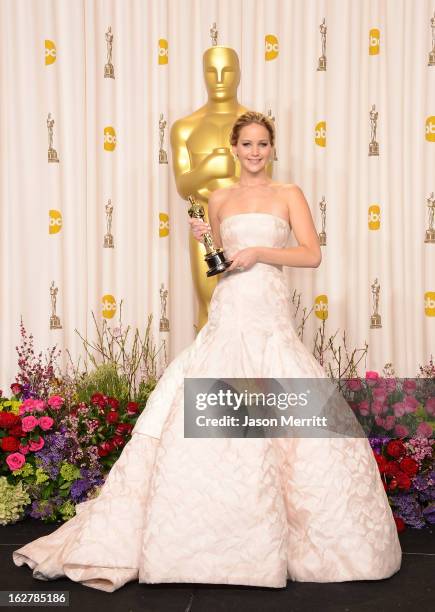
1, 520, 433, 612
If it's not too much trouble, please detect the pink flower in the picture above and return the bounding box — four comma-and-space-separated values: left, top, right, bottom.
373, 388, 387, 403
403, 379, 417, 394
394, 424, 409, 438
425, 398, 435, 417
21, 415, 39, 432
375, 416, 385, 427
6, 452, 26, 471
38, 416, 54, 431
359, 400, 370, 416
393, 402, 405, 418
371, 401, 384, 416
416, 422, 433, 439
33, 400, 46, 412
19, 443, 29, 455
386, 378, 398, 393
365, 371, 379, 386
47, 395, 64, 409
384, 416, 396, 430
404, 395, 418, 414
19, 398, 46, 413
346, 378, 362, 391
28, 436, 45, 451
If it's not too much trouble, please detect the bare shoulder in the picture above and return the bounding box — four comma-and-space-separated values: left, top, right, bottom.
208, 185, 235, 210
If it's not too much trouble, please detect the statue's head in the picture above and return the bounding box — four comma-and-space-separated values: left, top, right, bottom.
203, 46, 240, 100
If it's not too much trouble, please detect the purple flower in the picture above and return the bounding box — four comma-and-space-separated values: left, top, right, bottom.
422, 502, 435, 524
392, 493, 426, 529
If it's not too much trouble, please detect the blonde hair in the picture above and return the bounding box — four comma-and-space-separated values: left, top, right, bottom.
229, 111, 275, 147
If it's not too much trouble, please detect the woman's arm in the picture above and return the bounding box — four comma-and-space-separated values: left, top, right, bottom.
256, 184, 321, 268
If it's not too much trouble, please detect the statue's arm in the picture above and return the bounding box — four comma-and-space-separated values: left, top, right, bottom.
170, 120, 211, 200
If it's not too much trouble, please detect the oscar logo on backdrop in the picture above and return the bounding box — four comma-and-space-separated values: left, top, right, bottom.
170, 29, 273, 330
104, 26, 115, 79
428, 11, 435, 66
47, 113, 59, 163
49, 281, 62, 329
370, 278, 382, 329
318, 196, 327, 246
425, 192, 435, 243
104, 199, 114, 248
369, 104, 379, 156
317, 18, 327, 71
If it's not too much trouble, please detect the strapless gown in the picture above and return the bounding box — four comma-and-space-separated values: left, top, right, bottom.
12, 213, 402, 592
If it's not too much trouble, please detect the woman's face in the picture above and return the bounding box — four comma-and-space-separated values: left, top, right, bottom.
232, 123, 273, 174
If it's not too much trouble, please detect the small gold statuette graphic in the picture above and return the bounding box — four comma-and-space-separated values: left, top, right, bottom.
104, 199, 114, 248
104, 26, 115, 79
210, 22, 218, 46
187, 195, 232, 276
318, 195, 327, 246
49, 281, 62, 329
317, 18, 327, 71
159, 113, 168, 164
266, 108, 278, 161
424, 191, 435, 243
370, 277, 382, 328
369, 104, 379, 156
47, 113, 59, 163
429, 11, 435, 66
159, 283, 169, 332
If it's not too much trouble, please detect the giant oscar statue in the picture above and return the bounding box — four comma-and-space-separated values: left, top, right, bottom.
170, 46, 272, 331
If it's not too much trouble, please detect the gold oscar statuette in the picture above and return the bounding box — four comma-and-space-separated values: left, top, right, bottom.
368, 104, 379, 156
47, 113, 59, 163
104, 26, 115, 79
429, 11, 435, 66
104, 199, 114, 248
319, 196, 327, 246
187, 195, 232, 276
49, 281, 62, 329
317, 18, 327, 71
424, 192, 435, 243
370, 278, 382, 328
159, 113, 168, 164
159, 283, 169, 332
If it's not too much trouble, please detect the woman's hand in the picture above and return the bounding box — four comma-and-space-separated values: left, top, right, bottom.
226, 247, 259, 272
188, 217, 211, 242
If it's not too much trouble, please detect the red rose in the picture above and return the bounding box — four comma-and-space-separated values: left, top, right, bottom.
399, 457, 418, 477
9, 425, 24, 437
373, 453, 389, 474
126, 402, 139, 415
384, 461, 402, 477
386, 440, 406, 459
1, 436, 20, 452
0, 412, 19, 429
106, 411, 119, 424
97, 441, 111, 457
396, 471, 411, 490
112, 434, 124, 448
10, 383, 23, 396
107, 397, 120, 409
106, 439, 117, 452
91, 393, 107, 407
115, 423, 133, 435
388, 478, 398, 491
393, 516, 406, 532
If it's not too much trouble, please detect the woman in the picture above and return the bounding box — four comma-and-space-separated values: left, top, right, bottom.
13, 112, 401, 591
